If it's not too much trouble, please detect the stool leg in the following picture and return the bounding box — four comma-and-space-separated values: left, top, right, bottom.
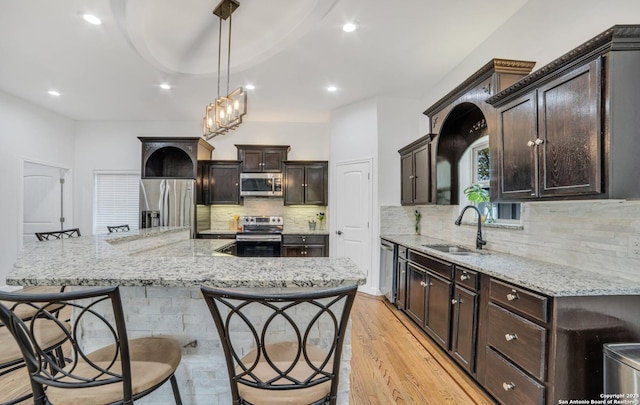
170, 374, 183, 405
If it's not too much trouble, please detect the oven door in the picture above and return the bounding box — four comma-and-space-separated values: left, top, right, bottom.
235, 234, 282, 257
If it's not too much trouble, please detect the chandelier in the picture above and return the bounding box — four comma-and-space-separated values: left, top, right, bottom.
203, 0, 247, 140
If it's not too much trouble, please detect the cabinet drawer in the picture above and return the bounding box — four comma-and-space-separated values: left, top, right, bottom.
490, 279, 548, 323
398, 245, 408, 259
484, 348, 545, 405
408, 250, 453, 280
282, 234, 326, 245
455, 267, 478, 291
487, 303, 547, 380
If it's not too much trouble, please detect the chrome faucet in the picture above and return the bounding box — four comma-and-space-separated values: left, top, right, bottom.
455, 205, 487, 250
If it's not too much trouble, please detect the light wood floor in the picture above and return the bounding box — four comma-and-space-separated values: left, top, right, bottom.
349, 293, 495, 405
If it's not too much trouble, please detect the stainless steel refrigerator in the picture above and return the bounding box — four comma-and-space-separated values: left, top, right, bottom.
140, 179, 196, 238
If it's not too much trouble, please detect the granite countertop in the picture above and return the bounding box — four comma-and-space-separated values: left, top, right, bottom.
7, 228, 365, 289
381, 234, 640, 297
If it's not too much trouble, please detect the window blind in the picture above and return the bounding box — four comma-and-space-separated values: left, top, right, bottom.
93, 172, 140, 234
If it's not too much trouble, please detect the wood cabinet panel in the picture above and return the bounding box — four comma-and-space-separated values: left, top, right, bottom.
487, 303, 546, 380
282, 234, 328, 257
406, 263, 427, 326
455, 267, 479, 291
489, 279, 548, 323
451, 285, 478, 373
399, 135, 432, 205
284, 165, 305, 204
408, 250, 453, 280
425, 273, 452, 348
484, 348, 545, 405
283, 161, 328, 206
537, 60, 602, 197
236, 145, 289, 173
208, 163, 241, 205
498, 93, 537, 199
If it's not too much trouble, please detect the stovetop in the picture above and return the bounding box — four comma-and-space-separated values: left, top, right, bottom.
240, 216, 283, 234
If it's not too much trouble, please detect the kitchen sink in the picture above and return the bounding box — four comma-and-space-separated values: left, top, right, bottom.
421, 244, 486, 255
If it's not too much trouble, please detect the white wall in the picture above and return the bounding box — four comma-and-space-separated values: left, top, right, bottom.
0, 90, 76, 285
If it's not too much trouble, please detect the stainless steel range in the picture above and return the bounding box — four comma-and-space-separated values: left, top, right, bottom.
235, 216, 283, 257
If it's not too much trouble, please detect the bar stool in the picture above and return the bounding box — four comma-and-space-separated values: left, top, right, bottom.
107, 224, 130, 233
34, 228, 81, 241
201, 284, 357, 405
0, 286, 183, 405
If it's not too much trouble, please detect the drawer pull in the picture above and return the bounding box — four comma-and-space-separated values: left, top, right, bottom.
451, 299, 458, 305
420, 281, 427, 287
460, 273, 470, 281
506, 291, 519, 301
504, 333, 518, 341
502, 382, 516, 391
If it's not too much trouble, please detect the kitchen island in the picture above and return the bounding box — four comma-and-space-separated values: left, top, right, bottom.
7, 228, 366, 405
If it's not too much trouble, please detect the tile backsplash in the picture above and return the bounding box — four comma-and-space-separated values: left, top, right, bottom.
381, 200, 640, 282
203, 198, 327, 233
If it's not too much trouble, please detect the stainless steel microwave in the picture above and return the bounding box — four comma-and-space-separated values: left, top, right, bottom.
240, 173, 283, 197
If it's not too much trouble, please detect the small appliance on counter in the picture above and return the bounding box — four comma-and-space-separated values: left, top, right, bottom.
235, 216, 283, 257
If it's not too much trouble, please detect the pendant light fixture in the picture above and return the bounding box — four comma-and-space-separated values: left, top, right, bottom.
203, 0, 247, 140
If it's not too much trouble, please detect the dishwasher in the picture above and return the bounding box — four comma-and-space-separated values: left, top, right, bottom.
379, 239, 396, 303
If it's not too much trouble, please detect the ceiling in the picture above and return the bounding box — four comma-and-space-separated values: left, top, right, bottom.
0, 0, 529, 123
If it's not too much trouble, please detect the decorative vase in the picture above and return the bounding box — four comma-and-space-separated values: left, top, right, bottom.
484, 203, 496, 224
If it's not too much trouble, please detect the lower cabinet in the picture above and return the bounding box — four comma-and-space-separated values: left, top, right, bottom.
282, 234, 328, 257
405, 249, 453, 350
395, 245, 408, 311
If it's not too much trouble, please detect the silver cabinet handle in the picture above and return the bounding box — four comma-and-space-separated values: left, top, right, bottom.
527, 140, 535, 147
503, 382, 516, 391
535, 138, 544, 145
451, 299, 458, 304
506, 291, 519, 301
409, 175, 415, 179
505, 333, 518, 341
420, 281, 427, 287
460, 273, 470, 281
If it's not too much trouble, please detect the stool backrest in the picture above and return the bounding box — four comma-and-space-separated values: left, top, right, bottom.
201, 284, 357, 405
107, 225, 130, 233
0, 286, 133, 405
35, 228, 81, 241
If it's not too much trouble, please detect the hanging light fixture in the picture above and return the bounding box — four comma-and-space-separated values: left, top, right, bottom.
203, 0, 247, 140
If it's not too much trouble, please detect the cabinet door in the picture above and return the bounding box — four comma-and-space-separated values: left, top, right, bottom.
537, 59, 602, 197
451, 285, 478, 373
400, 152, 414, 205
209, 164, 240, 204
396, 258, 407, 311
282, 246, 304, 257
262, 149, 285, 172
413, 143, 431, 204
305, 245, 325, 257
406, 263, 427, 326
304, 164, 327, 205
196, 161, 207, 205
425, 272, 452, 348
284, 165, 305, 205
498, 92, 538, 200
240, 150, 263, 172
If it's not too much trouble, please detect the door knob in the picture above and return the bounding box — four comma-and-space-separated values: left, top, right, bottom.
336, 230, 343, 235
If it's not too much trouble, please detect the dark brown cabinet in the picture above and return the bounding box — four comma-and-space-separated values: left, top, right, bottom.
405, 249, 453, 350
283, 161, 328, 206
236, 145, 290, 173
399, 135, 432, 205
488, 25, 640, 201
451, 267, 479, 374
139, 137, 213, 179
395, 245, 408, 311
496, 60, 602, 200
282, 234, 328, 257
197, 160, 241, 205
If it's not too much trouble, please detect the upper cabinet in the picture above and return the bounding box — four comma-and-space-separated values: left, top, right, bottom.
236, 145, 290, 173
197, 160, 242, 205
139, 137, 213, 179
283, 161, 328, 206
399, 135, 432, 205
487, 25, 640, 201
423, 59, 535, 205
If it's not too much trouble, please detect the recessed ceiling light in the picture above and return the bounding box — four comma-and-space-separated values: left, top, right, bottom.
159, 83, 171, 90
342, 22, 357, 33
327, 86, 337, 92
245, 84, 255, 90
47, 90, 61, 97
83, 14, 102, 25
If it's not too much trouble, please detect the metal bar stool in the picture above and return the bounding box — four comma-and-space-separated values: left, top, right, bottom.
0, 286, 183, 405
201, 284, 357, 405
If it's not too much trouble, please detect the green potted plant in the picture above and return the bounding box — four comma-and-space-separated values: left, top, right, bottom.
463, 184, 495, 223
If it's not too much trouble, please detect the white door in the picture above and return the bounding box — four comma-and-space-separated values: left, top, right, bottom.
334, 160, 372, 289
23, 162, 69, 241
